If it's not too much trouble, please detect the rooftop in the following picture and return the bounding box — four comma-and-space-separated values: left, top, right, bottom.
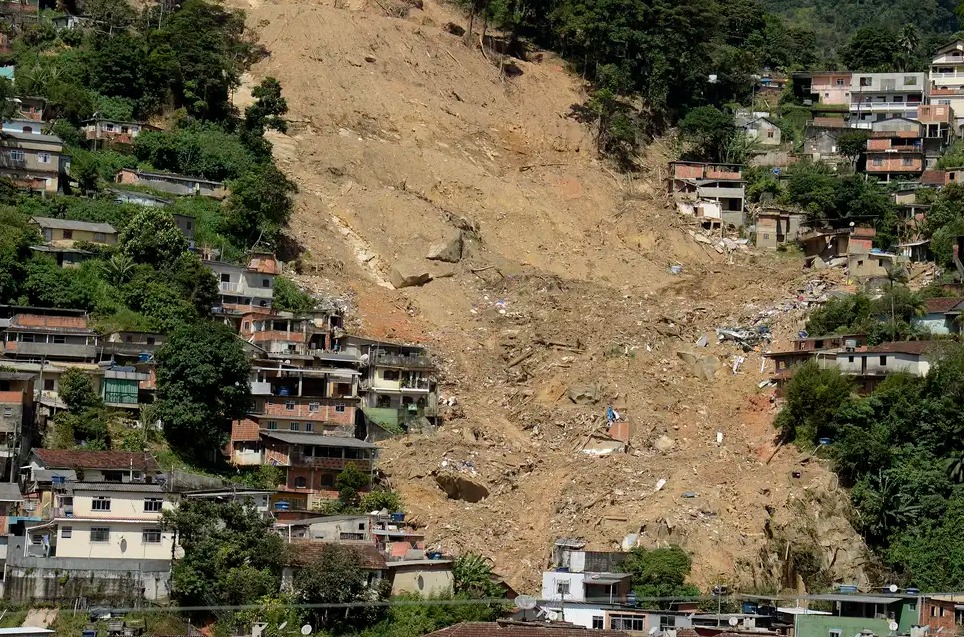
120, 167, 224, 186
30, 216, 115, 234
859, 341, 941, 356
807, 593, 902, 605
261, 431, 379, 449
923, 297, 964, 314
65, 482, 166, 494
2, 131, 63, 145
31, 449, 160, 472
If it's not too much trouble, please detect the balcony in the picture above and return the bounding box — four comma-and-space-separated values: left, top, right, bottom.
696, 185, 745, 200
850, 102, 920, 113
3, 341, 96, 360
251, 381, 273, 395
400, 377, 432, 391
289, 453, 375, 471
373, 352, 434, 370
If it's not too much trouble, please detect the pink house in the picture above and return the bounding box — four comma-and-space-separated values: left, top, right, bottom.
811, 72, 853, 106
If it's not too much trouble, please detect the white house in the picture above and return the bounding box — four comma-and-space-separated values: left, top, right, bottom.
930, 40, 964, 129
912, 297, 964, 336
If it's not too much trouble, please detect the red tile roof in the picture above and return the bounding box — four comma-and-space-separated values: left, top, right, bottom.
424, 622, 631, 637
32, 449, 159, 472
924, 297, 964, 314
861, 341, 941, 355
920, 170, 946, 185
284, 541, 387, 570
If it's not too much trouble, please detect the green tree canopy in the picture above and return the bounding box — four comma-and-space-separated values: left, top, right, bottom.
121, 208, 189, 267
623, 545, 700, 604
293, 543, 387, 634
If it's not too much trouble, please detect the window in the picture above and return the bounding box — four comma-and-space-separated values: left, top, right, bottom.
951, 172, 957, 181
121, 126, 129, 134
309, 402, 320, 412
592, 617, 604, 630
262, 279, 271, 288
62, 229, 73, 240
880, 356, 887, 366
52, 335, 66, 344
295, 476, 307, 488
904, 75, 918, 86
2, 408, 10, 418
144, 498, 163, 512
44, 379, 54, 391
186, 220, 193, 230
555, 580, 570, 596
829, 630, 842, 637
304, 422, 313, 432
142, 528, 162, 544
893, 95, 904, 103
340, 532, 365, 540
91, 497, 111, 511
660, 616, 676, 629
220, 273, 231, 283
22, 126, 32, 133
383, 370, 399, 381
902, 157, 913, 166
103, 471, 122, 483
848, 356, 855, 363
335, 404, 346, 413
9, 150, 23, 162
763, 234, 770, 240
61, 526, 72, 538
320, 473, 335, 487
860, 76, 872, 87
835, 79, 845, 87
358, 522, 366, 530
285, 401, 295, 411
873, 158, 883, 166
931, 607, 938, 617
767, 129, 775, 138
37, 152, 50, 164
146, 337, 155, 345
290, 422, 300, 431
93, 232, 105, 242
610, 616, 646, 631
90, 527, 110, 542
104, 123, 114, 132
267, 421, 278, 430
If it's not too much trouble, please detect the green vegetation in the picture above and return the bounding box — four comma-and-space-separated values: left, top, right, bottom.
776, 344, 964, 589
623, 545, 701, 604
294, 543, 388, 634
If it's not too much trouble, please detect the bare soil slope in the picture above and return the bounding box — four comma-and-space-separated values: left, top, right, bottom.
229, 0, 873, 592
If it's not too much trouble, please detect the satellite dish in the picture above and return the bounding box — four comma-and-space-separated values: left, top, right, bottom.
515, 595, 537, 610
278, 623, 288, 632
546, 611, 560, 622
890, 622, 900, 632
649, 628, 660, 636
729, 617, 740, 627
889, 584, 899, 593
300, 625, 312, 636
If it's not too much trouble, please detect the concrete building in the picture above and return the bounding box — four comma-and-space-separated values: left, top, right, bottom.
917, 104, 956, 168
792, 594, 918, 637
275, 514, 373, 542
668, 161, 746, 227
866, 119, 924, 182
929, 39, 964, 131
755, 209, 807, 249
801, 71, 853, 107
0, 372, 33, 480
82, 119, 155, 145
849, 72, 925, 127
736, 114, 782, 146
848, 250, 907, 279
205, 253, 282, 313
912, 297, 964, 335
0, 132, 66, 193
834, 341, 937, 393
115, 168, 226, 199
0, 308, 98, 363
29, 216, 117, 246
1, 119, 43, 135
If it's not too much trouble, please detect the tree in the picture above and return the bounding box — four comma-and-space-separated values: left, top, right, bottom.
774, 361, 853, 444
293, 543, 386, 634
245, 77, 288, 135
154, 322, 251, 459
841, 27, 899, 71
120, 207, 189, 267
82, 0, 137, 34
272, 277, 316, 314
164, 499, 284, 609
678, 106, 735, 162
452, 553, 502, 598
623, 546, 700, 604
59, 368, 101, 412
883, 266, 909, 342
336, 462, 371, 509
838, 130, 870, 167
225, 163, 298, 244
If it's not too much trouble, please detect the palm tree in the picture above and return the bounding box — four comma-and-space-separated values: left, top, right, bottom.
453, 553, 498, 597
104, 253, 135, 286
948, 453, 964, 484
897, 26, 920, 71
884, 265, 909, 342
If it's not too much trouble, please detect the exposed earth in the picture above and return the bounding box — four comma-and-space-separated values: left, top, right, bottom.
227, 0, 875, 593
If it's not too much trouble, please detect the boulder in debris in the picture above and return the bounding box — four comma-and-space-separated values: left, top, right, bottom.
653, 435, 676, 453
435, 473, 489, 502
567, 384, 600, 405
390, 263, 432, 288
426, 230, 464, 263
677, 350, 719, 381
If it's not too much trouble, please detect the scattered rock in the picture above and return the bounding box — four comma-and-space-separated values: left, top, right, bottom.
567, 384, 600, 405
364, 55, 377, 63
390, 263, 432, 289
653, 435, 676, 453
435, 473, 489, 502
426, 229, 464, 263
676, 350, 720, 381
444, 22, 465, 36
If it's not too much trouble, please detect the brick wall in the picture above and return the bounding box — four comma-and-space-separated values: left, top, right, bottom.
673, 164, 705, 179
257, 398, 356, 425
232, 418, 260, 442
867, 156, 923, 172
920, 599, 957, 633
13, 314, 88, 329
868, 138, 892, 151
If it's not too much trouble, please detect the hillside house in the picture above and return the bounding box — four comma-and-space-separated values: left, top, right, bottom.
796, 71, 853, 108
0, 372, 33, 479
765, 334, 868, 390
275, 514, 373, 542
834, 341, 937, 393
11, 97, 45, 122
668, 161, 745, 227
736, 114, 781, 146
792, 594, 918, 637
282, 541, 386, 590
896, 239, 931, 263
803, 122, 847, 164
115, 168, 226, 199
755, 209, 807, 249
912, 297, 964, 335
239, 309, 345, 360
866, 120, 924, 182
0, 309, 98, 363
205, 254, 282, 313
848, 250, 907, 279
929, 40, 964, 131
917, 104, 956, 167
919, 595, 964, 633
0, 132, 66, 193
343, 336, 438, 426
849, 72, 925, 127
242, 364, 361, 435
29, 217, 117, 247
82, 119, 155, 145
1, 119, 42, 135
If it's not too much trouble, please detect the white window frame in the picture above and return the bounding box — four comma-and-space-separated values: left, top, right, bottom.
91, 497, 111, 512
142, 528, 162, 544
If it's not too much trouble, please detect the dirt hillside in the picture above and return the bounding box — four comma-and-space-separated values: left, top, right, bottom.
228, 0, 874, 593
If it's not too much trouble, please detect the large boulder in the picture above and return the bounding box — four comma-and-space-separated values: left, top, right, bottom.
567, 384, 600, 405
435, 473, 489, 502
426, 230, 464, 263
390, 263, 432, 288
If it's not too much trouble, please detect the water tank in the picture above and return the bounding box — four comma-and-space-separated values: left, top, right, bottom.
390, 512, 405, 523
82, 629, 98, 637
138, 352, 151, 363
278, 387, 290, 397
274, 501, 290, 511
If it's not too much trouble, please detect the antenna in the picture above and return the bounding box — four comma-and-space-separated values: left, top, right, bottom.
514, 595, 537, 611
890, 622, 900, 633
649, 628, 659, 636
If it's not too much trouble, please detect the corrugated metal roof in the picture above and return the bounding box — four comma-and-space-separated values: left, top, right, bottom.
261, 431, 379, 449
808, 594, 902, 605
29, 216, 116, 234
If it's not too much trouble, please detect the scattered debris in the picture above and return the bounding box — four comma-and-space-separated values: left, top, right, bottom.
653, 435, 675, 453
655, 478, 667, 491
669, 265, 683, 275
567, 384, 601, 405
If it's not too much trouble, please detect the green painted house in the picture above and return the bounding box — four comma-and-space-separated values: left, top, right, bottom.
795, 595, 919, 637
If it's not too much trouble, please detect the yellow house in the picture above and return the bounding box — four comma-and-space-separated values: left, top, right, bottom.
30, 216, 117, 247
27, 483, 173, 561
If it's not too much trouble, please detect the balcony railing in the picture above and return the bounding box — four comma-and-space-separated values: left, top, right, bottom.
4, 342, 96, 359
373, 352, 434, 369
399, 378, 432, 391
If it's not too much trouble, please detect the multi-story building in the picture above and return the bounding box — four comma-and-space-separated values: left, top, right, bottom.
849, 72, 925, 127
667, 161, 745, 227
0, 308, 98, 364
239, 310, 345, 361
206, 252, 282, 313
764, 334, 868, 391
0, 131, 66, 193
11, 97, 45, 122
917, 104, 956, 168
929, 39, 964, 131
797, 71, 853, 109
865, 118, 925, 182
82, 118, 156, 146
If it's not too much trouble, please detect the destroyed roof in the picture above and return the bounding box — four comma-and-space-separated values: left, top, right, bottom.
31, 449, 159, 472
29, 216, 115, 234
284, 541, 386, 569
923, 297, 964, 314
423, 621, 632, 637
860, 341, 941, 356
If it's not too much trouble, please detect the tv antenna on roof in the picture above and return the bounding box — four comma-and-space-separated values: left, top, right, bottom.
300, 626, 312, 636
515, 595, 537, 622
